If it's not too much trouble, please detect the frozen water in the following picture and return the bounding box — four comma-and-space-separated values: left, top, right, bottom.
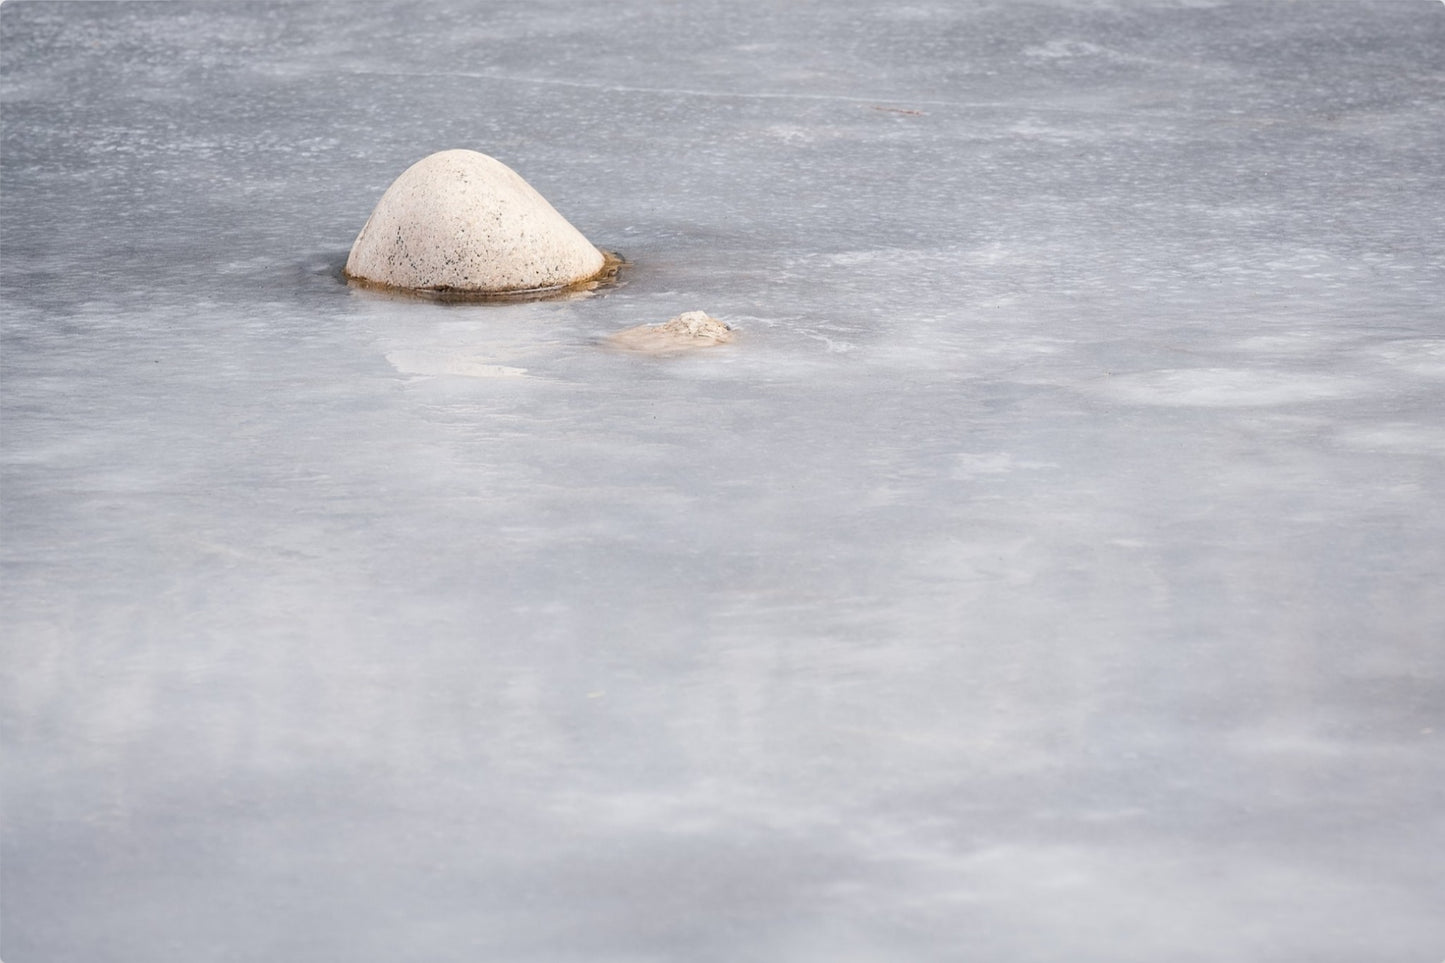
2, 2, 1443, 961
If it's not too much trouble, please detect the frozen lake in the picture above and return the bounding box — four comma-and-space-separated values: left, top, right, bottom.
3, 2, 1443, 960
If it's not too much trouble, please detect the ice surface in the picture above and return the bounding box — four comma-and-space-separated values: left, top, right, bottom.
2, 2, 1443, 961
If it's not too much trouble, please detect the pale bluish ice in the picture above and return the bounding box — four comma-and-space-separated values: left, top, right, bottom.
2, 2, 1443, 960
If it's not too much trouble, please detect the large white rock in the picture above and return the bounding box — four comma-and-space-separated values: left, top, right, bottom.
345, 149, 606, 296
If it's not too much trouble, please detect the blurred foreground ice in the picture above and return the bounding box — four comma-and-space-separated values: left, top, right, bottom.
2, 2, 1443, 961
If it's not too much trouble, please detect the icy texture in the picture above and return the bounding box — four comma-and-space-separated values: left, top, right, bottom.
2, 2, 1443, 961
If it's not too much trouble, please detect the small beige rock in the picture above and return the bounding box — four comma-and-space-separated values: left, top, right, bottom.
609, 311, 734, 354
345, 149, 606, 296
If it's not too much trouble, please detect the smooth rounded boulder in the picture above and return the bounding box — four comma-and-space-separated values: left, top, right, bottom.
345, 149, 606, 297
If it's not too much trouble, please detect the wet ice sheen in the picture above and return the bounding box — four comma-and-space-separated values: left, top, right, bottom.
2, 2, 1443, 962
